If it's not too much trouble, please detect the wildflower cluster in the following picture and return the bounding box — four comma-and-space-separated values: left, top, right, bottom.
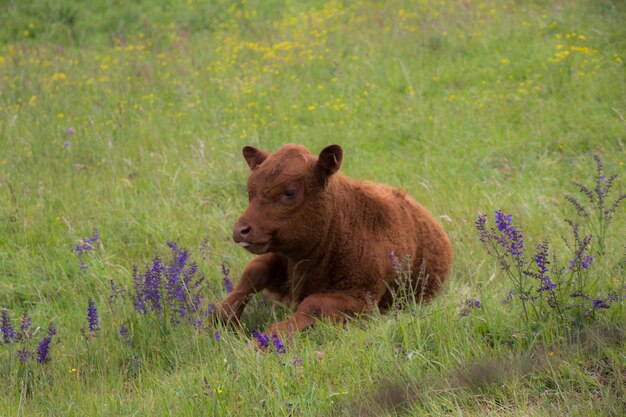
132, 241, 209, 326
476, 154, 625, 330
459, 299, 481, 316
251, 330, 286, 354
563, 153, 626, 255
75, 228, 100, 270
389, 251, 429, 306
475, 210, 525, 268
1, 308, 57, 364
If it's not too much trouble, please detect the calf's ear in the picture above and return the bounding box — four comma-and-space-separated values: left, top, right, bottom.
315, 144, 343, 185
242, 146, 270, 170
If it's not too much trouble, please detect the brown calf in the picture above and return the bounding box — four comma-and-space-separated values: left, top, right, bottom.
217, 144, 453, 336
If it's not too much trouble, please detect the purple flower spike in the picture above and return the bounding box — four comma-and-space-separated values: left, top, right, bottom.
460, 298, 481, 316
475, 214, 487, 242
36, 336, 52, 364
252, 329, 270, 349
1, 310, 15, 344
119, 323, 131, 344
221, 263, 233, 293
17, 308, 32, 342
75, 228, 100, 269
18, 348, 32, 363
47, 322, 57, 337
87, 297, 99, 333
271, 334, 286, 354
494, 210, 512, 232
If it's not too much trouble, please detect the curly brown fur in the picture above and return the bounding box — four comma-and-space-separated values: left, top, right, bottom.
217, 144, 453, 335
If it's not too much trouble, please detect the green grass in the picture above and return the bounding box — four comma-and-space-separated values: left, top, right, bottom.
1, 0, 625, 415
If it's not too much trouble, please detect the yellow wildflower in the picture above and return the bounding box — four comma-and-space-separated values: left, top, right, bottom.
51, 72, 67, 81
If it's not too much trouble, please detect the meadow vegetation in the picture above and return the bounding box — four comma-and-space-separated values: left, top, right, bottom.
1, 0, 625, 415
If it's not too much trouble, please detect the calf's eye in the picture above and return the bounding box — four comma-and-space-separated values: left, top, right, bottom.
278, 181, 301, 204
283, 189, 298, 199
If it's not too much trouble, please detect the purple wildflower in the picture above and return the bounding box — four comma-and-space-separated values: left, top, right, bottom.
569, 254, 593, 271
591, 298, 610, 309
16, 308, 32, 342
1, 309, 15, 344
534, 243, 550, 276
568, 258, 576, 270
570, 291, 590, 300
64, 141, 72, 148
606, 292, 620, 303
221, 262, 233, 293
215, 331, 221, 341
119, 323, 131, 344
108, 279, 125, 307
87, 297, 99, 332
18, 347, 32, 363
132, 242, 207, 326
206, 303, 215, 315
475, 214, 487, 242
146, 256, 164, 314
36, 336, 52, 364
292, 357, 303, 366
20, 309, 32, 333
532, 242, 556, 292
164, 242, 203, 322
271, 334, 286, 354
132, 265, 146, 314
540, 277, 556, 292
495, 210, 512, 232
66, 127, 75, 135
495, 211, 524, 257
460, 299, 481, 316
252, 329, 270, 349
501, 290, 514, 304
47, 322, 57, 337
171, 243, 201, 319
389, 251, 403, 274
75, 228, 100, 269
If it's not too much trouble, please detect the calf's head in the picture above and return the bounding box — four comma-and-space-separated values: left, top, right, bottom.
233, 144, 343, 257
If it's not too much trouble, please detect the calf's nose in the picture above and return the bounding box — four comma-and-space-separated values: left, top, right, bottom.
233, 221, 252, 241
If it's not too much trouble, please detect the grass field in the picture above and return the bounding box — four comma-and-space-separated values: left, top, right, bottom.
1, 0, 625, 415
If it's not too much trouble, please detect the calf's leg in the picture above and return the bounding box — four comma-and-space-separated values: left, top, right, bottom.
265, 292, 370, 336
217, 254, 287, 324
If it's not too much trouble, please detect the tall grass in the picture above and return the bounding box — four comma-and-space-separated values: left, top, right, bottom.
1, 0, 625, 415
